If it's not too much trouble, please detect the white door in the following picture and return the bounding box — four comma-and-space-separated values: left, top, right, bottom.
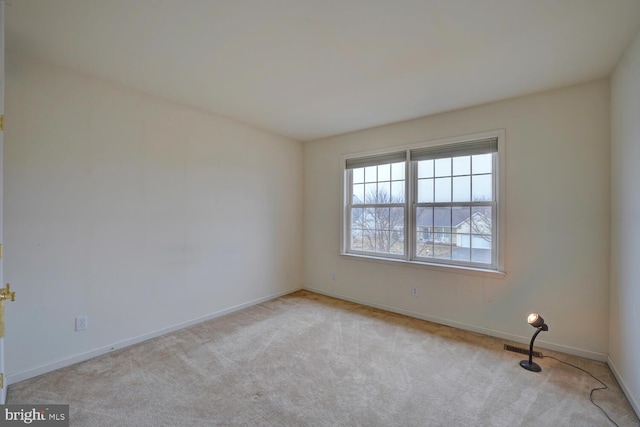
0, 0, 6, 405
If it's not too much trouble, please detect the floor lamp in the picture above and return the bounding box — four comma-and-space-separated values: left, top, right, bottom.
520, 313, 548, 372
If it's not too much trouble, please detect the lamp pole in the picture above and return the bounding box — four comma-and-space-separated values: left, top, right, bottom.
520, 324, 548, 372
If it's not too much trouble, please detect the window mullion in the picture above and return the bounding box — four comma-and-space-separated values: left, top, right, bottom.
491, 153, 501, 268
410, 159, 417, 262
347, 170, 354, 252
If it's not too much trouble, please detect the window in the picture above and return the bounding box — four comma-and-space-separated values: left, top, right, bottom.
347, 152, 406, 257
343, 131, 504, 272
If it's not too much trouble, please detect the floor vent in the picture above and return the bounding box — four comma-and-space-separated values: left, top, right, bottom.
504, 344, 543, 358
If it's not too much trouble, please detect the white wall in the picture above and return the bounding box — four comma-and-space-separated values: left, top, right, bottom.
304, 80, 611, 360
610, 30, 640, 415
4, 52, 304, 382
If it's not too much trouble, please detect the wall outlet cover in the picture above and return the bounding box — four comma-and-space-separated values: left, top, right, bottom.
76, 315, 88, 331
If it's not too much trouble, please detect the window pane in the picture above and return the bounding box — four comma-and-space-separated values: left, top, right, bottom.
364, 208, 376, 227
351, 208, 363, 226
435, 230, 452, 244
471, 234, 492, 249
376, 207, 390, 229
471, 207, 492, 235
390, 208, 405, 255
435, 158, 451, 177
390, 207, 404, 228
452, 206, 471, 231
452, 176, 470, 202
361, 208, 376, 252
378, 182, 391, 203
455, 232, 471, 249
417, 178, 434, 203
353, 184, 364, 204
434, 233, 452, 259
362, 232, 375, 252
434, 207, 451, 228
378, 163, 391, 181
416, 207, 434, 258
376, 231, 391, 252
418, 160, 433, 178
472, 153, 492, 174
353, 168, 364, 184
416, 207, 433, 228
453, 156, 471, 176
472, 174, 492, 202
392, 162, 405, 180
365, 183, 377, 203
471, 235, 492, 263
391, 181, 405, 203
351, 228, 362, 250
390, 230, 405, 255
434, 177, 451, 202
416, 239, 434, 258
452, 234, 471, 262
470, 204, 492, 263
365, 166, 377, 182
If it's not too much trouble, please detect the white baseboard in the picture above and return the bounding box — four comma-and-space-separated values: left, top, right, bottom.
607, 356, 640, 418
7, 287, 302, 385
304, 286, 609, 362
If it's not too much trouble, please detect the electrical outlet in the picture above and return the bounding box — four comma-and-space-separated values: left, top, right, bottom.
411, 286, 418, 297
76, 315, 88, 331
331, 272, 337, 281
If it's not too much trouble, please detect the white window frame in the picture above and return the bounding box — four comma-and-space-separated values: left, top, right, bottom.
345, 154, 408, 259
341, 130, 506, 275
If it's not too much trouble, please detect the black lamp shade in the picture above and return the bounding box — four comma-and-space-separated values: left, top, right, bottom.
527, 313, 545, 328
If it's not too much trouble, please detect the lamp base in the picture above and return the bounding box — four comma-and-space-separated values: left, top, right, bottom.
520, 360, 542, 372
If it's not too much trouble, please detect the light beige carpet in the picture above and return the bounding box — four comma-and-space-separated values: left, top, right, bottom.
7, 290, 640, 426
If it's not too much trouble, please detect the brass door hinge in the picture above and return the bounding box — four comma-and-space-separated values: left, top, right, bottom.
0, 115, 4, 131
0, 284, 15, 302
0, 243, 2, 260
0, 373, 4, 389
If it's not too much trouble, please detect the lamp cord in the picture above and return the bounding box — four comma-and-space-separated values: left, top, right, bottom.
544, 356, 620, 427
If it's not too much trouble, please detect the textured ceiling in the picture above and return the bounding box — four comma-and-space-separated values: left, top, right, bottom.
6, 0, 640, 141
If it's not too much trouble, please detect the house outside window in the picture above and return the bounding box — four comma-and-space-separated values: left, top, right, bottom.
343, 130, 505, 273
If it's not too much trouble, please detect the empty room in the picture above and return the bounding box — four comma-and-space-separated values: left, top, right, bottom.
1, 0, 640, 426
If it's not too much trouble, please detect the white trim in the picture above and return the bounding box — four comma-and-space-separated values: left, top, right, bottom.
305, 286, 607, 362
495, 129, 507, 273
6, 287, 302, 385
607, 356, 640, 418
340, 252, 505, 278
340, 156, 349, 256
0, 0, 5, 406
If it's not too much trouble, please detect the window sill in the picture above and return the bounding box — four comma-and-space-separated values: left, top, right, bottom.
339, 252, 506, 278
